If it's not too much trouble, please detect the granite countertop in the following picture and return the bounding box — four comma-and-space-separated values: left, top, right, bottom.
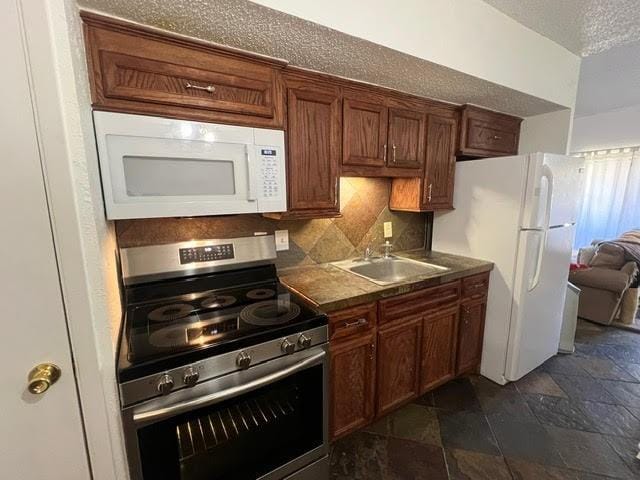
279, 250, 493, 313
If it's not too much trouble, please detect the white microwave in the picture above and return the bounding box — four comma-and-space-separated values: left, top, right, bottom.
93, 111, 286, 219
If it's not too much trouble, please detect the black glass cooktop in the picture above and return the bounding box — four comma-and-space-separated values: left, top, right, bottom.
118, 266, 326, 381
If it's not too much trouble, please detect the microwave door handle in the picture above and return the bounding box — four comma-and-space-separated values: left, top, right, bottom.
132, 350, 326, 426
246, 146, 256, 202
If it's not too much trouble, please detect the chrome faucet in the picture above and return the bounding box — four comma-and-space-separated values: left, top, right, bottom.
381, 240, 393, 259
363, 244, 374, 261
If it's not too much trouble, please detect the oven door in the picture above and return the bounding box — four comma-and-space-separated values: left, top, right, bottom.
122, 346, 328, 480
93, 111, 285, 219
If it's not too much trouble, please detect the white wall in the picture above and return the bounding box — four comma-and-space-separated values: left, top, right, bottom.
519, 109, 573, 155
252, 0, 581, 108
571, 105, 640, 152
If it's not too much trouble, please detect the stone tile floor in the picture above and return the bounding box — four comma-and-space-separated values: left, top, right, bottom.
329, 319, 640, 479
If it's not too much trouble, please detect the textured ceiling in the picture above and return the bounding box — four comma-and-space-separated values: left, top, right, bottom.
76, 0, 565, 117
575, 39, 640, 117
484, 0, 640, 56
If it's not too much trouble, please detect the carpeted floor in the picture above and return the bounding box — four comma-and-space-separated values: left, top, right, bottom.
330, 319, 640, 479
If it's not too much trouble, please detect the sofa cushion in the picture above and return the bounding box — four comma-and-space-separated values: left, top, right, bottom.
569, 266, 631, 293
589, 243, 626, 270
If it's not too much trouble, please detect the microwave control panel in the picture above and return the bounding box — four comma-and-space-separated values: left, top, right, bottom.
259, 148, 280, 199
179, 244, 235, 264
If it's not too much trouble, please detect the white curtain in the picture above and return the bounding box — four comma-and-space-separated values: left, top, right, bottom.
573, 147, 640, 249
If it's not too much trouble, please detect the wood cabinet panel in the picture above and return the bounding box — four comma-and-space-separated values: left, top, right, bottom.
420, 306, 459, 392
423, 115, 457, 209
378, 281, 460, 325
330, 331, 376, 440
389, 110, 458, 212
82, 13, 285, 128
387, 108, 425, 169
376, 317, 422, 416
461, 272, 490, 300
285, 81, 341, 216
459, 105, 522, 158
456, 297, 487, 375
329, 302, 377, 341
343, 96, 388, 168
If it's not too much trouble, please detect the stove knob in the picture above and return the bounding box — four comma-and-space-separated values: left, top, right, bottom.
236, 351, 252, 369
281, 338, 295, 355
298, 334, 312, 349
157, 374, 174, 396
183, 367, 199, 387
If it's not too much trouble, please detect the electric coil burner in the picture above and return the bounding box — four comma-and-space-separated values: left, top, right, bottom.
117, 235, 329, 480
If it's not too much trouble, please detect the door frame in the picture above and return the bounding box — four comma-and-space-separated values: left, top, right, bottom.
18, 1, 128, 478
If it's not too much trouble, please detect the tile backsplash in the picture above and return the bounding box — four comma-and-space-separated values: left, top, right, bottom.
116, 177, 427, 269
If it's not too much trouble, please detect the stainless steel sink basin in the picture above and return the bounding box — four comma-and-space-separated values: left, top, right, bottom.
331, 256, 450, 286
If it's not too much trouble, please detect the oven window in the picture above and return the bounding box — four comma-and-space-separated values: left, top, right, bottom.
137, 364, 324, 480
123, 156, 236, 197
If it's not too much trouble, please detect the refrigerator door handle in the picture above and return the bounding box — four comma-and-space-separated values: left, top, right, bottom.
528, 165, 554, 291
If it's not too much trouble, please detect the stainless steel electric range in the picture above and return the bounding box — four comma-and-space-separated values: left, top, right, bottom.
117, 235, 329, 480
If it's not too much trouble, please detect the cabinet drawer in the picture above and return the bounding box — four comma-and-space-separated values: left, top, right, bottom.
378, 281, 460, 325
466, 119, 518, 154
83, 14, 285, 127
461, 273, 490, 299
329, 302, 377, 341
459, 105, 521, 157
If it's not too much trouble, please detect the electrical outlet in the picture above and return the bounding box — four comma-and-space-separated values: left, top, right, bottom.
275, 230, 289, 251
383, 222, 393, 239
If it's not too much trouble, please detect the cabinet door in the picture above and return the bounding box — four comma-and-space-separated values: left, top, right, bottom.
343, 96, 388, 167
330, 331, 376, 440
420, 306, 459, 393
387, 108, 425, 169
423, 114, 457, 209
376, 317, 422, 416
456, 297, 487, 375
287, 85, 341, 214
82, 15, 285, 128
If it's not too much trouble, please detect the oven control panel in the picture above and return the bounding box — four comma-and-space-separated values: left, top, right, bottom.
179, 244, 235, 264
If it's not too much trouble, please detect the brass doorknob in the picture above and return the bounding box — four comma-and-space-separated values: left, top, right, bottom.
27, 363, 61, 394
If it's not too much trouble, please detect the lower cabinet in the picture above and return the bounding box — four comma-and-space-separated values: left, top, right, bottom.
328, 273, 489, 440
456, 296, 487, 375
329, 331, 376, 440
376, 317, 422, 416
420, 305, 459, 392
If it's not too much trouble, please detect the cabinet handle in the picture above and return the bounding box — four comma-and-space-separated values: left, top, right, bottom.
428, 183, 433, 202
185, 82, 216, 93
369, 342, 376, 360
383, 144, 387, 162
493, 135, 502, 140
344, 318, 368, 328
392, 144, 397, 163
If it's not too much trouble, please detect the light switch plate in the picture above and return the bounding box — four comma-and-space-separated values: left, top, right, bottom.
383, 222, 393, 238
275, 230, 289, 251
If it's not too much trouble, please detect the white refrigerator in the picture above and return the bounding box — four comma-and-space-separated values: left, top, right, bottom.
433, 153, 585, 384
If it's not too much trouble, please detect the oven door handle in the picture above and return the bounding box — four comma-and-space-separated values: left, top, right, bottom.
133, 350, 326, 425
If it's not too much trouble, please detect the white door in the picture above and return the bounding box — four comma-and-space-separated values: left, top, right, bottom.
1, 1, 91, 478
505, 225, 576, 381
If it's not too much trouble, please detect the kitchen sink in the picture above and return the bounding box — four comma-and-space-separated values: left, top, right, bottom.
331, 256, 450, 286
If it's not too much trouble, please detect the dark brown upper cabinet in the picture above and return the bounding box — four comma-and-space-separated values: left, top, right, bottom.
81, 12, 286, 129
342, 90, 426, 177
343, 95, 388, 168
387, 108, 426, 169
275, 73, 341, 219
389, 110, 458, 212
458, 105, 522, 158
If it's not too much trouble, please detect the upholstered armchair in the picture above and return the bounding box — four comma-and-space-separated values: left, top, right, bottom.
569, 243, 639, 325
